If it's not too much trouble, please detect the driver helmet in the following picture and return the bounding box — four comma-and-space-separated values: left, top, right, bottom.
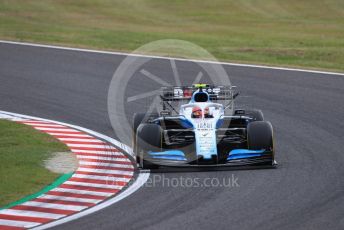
204, 107, 213, 118
192, 106, 202, 118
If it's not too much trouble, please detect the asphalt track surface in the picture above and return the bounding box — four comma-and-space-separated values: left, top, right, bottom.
1, 43, 343, 230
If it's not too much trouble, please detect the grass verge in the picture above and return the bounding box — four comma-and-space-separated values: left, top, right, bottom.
0, 119, 69, 207
0, 0, 343, 72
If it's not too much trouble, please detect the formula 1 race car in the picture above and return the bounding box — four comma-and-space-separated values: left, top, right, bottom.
133, 84, 275, 169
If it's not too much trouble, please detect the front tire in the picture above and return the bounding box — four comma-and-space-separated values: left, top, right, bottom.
132, 113, 158, 154
136, 123, 162, 169
247, 121, 274, 165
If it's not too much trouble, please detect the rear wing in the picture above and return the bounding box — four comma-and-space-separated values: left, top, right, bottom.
161, 85, 238, 102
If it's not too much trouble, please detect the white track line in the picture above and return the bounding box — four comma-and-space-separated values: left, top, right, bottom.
78, 158, 127, 163
19, 120, 50, 123
77, 167, 134, 175
66, 144, 116, 148
76, 156, 131, 162
48, 133, 93, 138
72, 174, 131, 182
78, 161, 133, 168
73, 150, 123, 155
58, 138, 103, 143
0, 209, 65, 219
21, 202, 86, 211
35, 127, 81, 132
0, 110, 149, 230
24, 123, 66, 128
51, 187, 114, 196
0, 219, 39, 228
63, 181, 123, 190
1, 40, 343, 76
33, 172, 150, 230
38, 195, 101, 204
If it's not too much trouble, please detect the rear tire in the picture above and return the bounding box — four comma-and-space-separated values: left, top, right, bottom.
136, 124, 162, 169
247, 121, 274, 165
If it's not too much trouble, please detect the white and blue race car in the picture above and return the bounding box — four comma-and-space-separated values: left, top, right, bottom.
133, 84, 275, 169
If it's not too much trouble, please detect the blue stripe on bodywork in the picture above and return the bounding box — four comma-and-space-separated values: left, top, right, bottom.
151, 155, 187, 161
229, 149, 265, 155
148, 150, 187, 161
227, 153, 262, 160
180, 117, 193, 128
227, 149, 264, 160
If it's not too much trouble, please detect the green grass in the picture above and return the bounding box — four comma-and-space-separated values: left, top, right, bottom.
0, 119, 68, 207
0, 0, 343, 72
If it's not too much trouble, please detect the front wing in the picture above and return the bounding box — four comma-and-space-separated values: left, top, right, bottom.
139, 149, 275, 168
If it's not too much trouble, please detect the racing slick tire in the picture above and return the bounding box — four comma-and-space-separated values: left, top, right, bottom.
247, 121, 274, 165
132, 113, 158, 155
136, 123, 162, 169
132, 113, 159, 134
